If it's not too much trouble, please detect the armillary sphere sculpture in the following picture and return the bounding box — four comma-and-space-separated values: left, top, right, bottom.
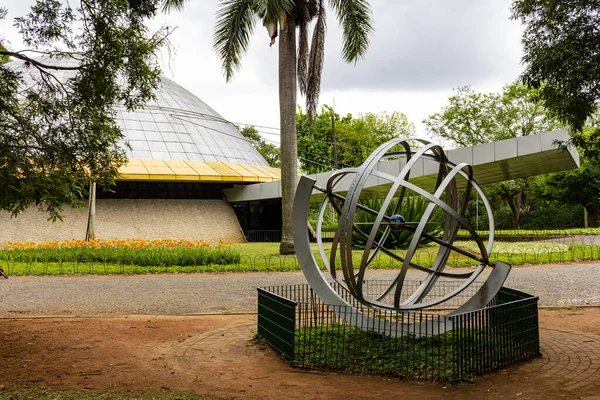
292, 138, 512, 336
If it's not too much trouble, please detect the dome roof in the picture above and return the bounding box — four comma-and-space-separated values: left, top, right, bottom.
5, 56, 269, 166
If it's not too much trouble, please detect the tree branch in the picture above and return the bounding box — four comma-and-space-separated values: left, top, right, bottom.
0, 51, 83, 70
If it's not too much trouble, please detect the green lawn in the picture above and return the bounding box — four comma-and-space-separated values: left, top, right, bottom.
232, 241, 571, 257
1, 240, 596, 276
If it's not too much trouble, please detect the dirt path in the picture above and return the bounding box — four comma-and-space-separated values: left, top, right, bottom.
1, 309, 599, 400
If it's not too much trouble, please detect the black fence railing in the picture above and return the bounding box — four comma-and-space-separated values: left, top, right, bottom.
244, 230, 336, 243
244, 230, 282, 243
4, 243, 600, 276
245, 229, 600, 246
257, 282, 540, 381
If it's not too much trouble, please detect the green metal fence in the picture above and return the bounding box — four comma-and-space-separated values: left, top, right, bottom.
257, 281, 540, 381
257, 288, 296, 361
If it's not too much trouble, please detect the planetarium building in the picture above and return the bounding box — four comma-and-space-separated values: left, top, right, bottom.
0, 57, 282, 243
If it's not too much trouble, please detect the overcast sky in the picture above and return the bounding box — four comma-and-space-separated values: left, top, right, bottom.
1, 0, 525, 144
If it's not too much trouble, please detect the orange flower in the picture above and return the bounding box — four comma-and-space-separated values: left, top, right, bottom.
1, 237, 219, 251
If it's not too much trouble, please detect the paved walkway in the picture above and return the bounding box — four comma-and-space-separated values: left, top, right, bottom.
540, 234, 600, 245
0, 263, 598, 316
520, 328, 600, 393
171, 319, 600, 396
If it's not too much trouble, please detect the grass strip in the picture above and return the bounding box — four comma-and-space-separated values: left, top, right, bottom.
1, 242, 597, 276
2, 244, 598, 276
293, 324, 514, 381
459, 228, 600, 237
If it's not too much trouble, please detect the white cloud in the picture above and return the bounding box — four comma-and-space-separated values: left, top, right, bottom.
2, 0, 526, 141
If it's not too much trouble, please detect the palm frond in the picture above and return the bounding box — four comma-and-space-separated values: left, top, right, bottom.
297, 8, 310, 94
306, 0, 326, 121
329, 0, 373, 63
258, 0, 295, 23
160, 0, 188, 13
352, 196, 444, 250
213, 0, 259, 82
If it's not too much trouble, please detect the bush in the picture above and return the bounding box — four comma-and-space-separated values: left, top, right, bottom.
0, 239, 241, 267
351, 196, 443, 249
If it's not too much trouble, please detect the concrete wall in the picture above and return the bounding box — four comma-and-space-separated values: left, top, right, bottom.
0, 199, 246, 243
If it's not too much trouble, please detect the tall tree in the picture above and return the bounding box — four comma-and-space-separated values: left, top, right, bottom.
543, 160, 600, 227
512, 0, 600, 160
542, 115, 600, 227
424, 82, 560, 147
297, 106, 415, 174
424, 82, 561, 228
0, 42, 9, 64
213, 0, 373, 254
0, 0, 181, 220
240, 126, 281, 167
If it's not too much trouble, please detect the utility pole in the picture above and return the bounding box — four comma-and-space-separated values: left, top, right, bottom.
331, 99, 338, 169
86, 181, 97, 241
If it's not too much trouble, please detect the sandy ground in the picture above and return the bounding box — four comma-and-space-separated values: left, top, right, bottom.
1, 308, 600, 400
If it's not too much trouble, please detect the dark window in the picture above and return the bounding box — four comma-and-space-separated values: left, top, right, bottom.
232, 199, 282, 231
97, 181, 235, 200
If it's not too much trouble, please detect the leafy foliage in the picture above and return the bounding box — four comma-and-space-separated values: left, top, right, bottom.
467, 177, 585, 230
213, 0, 373, 119
0, 41, 9, 64
351, 196, 443, 249
297, 105, 415, 174
240, 126, 281, 167
0, 238, 241, 266
329, 0, 374, 64
512, 0, 600, 160
543, 159, 600, 227
213, 0, 260, 82
424, 82, 561, 148
424, 82, 562, 228
0, 0, 174, 219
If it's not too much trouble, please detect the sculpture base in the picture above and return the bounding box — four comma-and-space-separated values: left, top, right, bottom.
257, 281, 541, 382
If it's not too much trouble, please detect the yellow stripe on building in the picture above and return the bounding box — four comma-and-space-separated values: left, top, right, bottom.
235, 163, 272, 182
142, 159, 176, 181
228, 163, 260, 182
253, 165, 281, 180
166, 159, 201, 181
119, 159, 151, 180
118, 159, 280, 183
185, 161, 223, 181
209, 162, 243, 182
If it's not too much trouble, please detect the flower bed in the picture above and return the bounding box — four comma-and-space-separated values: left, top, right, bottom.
0, 239, 240, 267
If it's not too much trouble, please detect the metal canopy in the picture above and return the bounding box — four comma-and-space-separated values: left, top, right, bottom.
223, 129, 580, 202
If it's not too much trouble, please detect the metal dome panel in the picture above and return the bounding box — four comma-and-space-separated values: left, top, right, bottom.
5, 56, 269, 166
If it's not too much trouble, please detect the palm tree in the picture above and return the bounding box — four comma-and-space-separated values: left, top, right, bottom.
160, 0, 188, 12
214, 0, 373, 254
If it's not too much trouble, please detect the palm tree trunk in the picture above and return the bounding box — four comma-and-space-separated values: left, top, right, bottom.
278, 12, 298, 255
